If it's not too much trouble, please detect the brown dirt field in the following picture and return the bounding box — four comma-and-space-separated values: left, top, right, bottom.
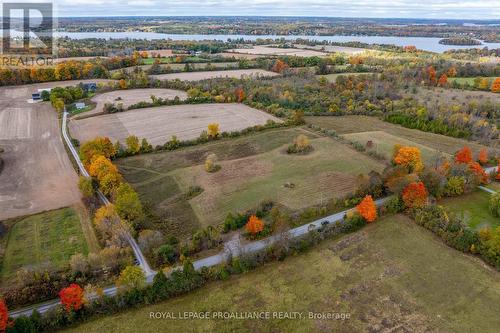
151, 69, 278, 81
112, 62, 240, 74
52, 56, 108, 63
69, 103, 282, 146
227, 45, 328, 57
306, 115, 498, 155
219, 52, 264, 60
146, 49, 173, 57
76, 88, 188, 118
0, 80, 102, 220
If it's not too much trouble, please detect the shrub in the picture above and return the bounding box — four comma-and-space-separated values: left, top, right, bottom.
444, 176, 465, 196
245, 215, 265, 235
59, 284, 84, 312
116, 266, 146, 291
402, 182, 428, 208
204, 153, 220, 173
489, 193, 500, 217
287, 134, 312, 154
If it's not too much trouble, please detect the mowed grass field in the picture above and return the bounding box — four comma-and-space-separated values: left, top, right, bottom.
172, 137, 385, 227
116, 128, 384, 237
343, 131, 448, 162
64, 215, 500, 333
440, 191, 500, 230
1, 207, 89, 282
317, 72, 376, 82
306, 115, 496, 156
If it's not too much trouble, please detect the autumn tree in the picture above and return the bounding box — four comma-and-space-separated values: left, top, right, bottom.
79, 137, 116, 167
455, 146, 472, 164
0, 299, 8, 332
78, 175, 95, 198
125, 135, 140, 154
393, 146, 423, 172
115, 182, 144, 228
235, 87, 245, 102
88, 155, 122, 195
447, 67, 457, 77
116, 266, 146, 290
204, 153, 220, 173
272, 59, 289, 73
427, 66, 437, 85
478, 148, 488, 165
356, 195, 377, 223
59, 284, 84, 312
93, 205, 125, 242
477, 78, 490, 90
469, 162, 488, 184
118, 79, 127, 89
207, 123, 220, 138
437, 74, 448, 87
402, 182, 428, 208
491, 78, 500, 93
245, 215, 264, 235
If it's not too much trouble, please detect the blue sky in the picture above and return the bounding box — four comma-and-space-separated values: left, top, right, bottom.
53, 0, 500, 20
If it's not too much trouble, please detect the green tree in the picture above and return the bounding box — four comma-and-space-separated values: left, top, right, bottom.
78, 176, 95, 198
125, 135, 140, 154
115, 183, 144, 228
116, 266, 146, 290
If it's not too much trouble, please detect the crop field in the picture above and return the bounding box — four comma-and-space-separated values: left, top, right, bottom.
440, 191, 499, 230
343, 131, 447, 162
226, 45, 328, 57
294, 43, 367, 54
305, 115, 496, 156
116, 128, 384, 237
115, 62, 241, 74
69, 103, 281, 146
1, 207, 89, 283
150, 69, 278, 81
64, 215, 500, 333
75, 88, 188, 118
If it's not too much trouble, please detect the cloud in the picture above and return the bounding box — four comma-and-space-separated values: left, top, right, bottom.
54, 0, 500, 19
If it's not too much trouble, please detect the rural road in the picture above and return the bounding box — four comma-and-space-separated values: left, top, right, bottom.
10, 194, 389, 318
10, 129, 498, 318
62, 111, 155, 278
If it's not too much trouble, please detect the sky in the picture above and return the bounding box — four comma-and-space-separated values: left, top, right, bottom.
51, 0, 500, 20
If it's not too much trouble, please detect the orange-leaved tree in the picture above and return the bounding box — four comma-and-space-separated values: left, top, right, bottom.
478, 148, 488, 165
356, 195, 377, 223
427, 66, 436, 85
455, 146, 472, 164
469, 162, 488, 184
272, 59, 289, 73
437, 74, 448, 87
393, 146, 423, 172
235, 87, 245, 102
245, 215, 264, 235
491, 78, 500, 93
0, 299, 8, 332
59, 284, 84, 312
402, 182, 428, 208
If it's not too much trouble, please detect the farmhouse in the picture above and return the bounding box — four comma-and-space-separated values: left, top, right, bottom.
75, 102, 86, 110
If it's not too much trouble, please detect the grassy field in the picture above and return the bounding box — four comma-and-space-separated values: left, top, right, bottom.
487, 182, 500, 192
317, 72, 375, 82
64, 215, 500, 333
305, 115, 496, 156
440, 191, 499, 230
343, 130, 447, 162
172, 137, 384, 227
1, 207, 89, 282
448, 77, 498, 86
116, 128, 385, 236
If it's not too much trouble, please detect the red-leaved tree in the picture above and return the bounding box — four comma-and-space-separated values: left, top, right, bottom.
478, 148, 488, 165
402, 182, 428, 208
469, 162, 488, 184
455, 146, 472, 164
59, 284, 84, 312
0, 299, 9, 332
356, 195, 377, 223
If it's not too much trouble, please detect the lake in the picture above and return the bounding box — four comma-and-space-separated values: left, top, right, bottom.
54, 32, 500, 53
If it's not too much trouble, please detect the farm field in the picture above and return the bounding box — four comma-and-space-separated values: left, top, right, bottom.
116, 127, 312, 237
294, 43, 367, 54
115, 62, 241, 74
1, 207, 89, 283
64, 215, 500, 333
412, 86, 500, 107
440, 191, 499, 230
69, 103, 281, 146
150, 69, 278, 81
226, 45, 328, 57
305, 115, 496, 155
75, 88, 188, 118
0, 81, 105, 220
343, 130, 447, 162
170, 136, 384, 227
487, 182, 500, 192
